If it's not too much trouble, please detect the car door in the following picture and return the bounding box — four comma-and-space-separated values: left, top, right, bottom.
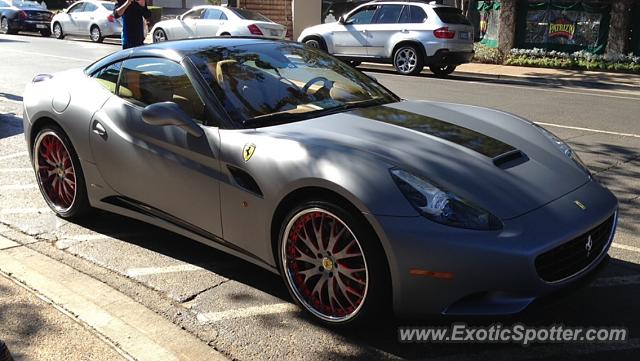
89, 57, 224, 237
366, 4, 404, 57
196, 8, 225, 37
76, 1, 97, 34
177, 8, 203, 39
65, 2, 85, 34
331, 4, 377, 56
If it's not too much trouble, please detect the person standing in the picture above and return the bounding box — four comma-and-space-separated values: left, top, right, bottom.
113, 0, 151, 49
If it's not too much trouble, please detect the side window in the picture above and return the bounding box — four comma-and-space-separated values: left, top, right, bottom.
93, 62, 122, 94
0, 1, 9, 7
83, 3, 97, 12
374, 5, 403, 24
204, 8, 223, 20
183, 8, 204, 20
410, 6, 427, 23
220, 11, 228, 20
118, 58, 207, 123
346, 5, 377, 25
68, 2, 85, 13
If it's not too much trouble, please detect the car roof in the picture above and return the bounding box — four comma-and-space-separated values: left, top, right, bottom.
85, 38, 295, 74
364, 1, 451, 8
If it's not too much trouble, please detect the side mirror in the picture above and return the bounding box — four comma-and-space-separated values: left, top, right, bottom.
338, 16, 345, 24
177, 14, 184, 21
142, 102, 204, 138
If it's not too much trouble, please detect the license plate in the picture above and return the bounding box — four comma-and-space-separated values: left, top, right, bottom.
36, 24, 47, 29
269, 30, 280, 37
459, 32, 469, 40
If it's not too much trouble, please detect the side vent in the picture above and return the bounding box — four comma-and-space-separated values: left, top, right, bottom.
493, 150, 528, 169
227, 165, 263, 196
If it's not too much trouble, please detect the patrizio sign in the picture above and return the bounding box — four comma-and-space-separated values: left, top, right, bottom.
549, 17, 576, 40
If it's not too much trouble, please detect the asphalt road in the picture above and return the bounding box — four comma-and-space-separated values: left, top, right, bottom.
1, 33, 640, 360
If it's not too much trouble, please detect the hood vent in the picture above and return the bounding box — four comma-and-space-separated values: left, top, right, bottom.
493, 150, 528, 169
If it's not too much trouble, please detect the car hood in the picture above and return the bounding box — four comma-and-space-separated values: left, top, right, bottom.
263, 101, 590, 220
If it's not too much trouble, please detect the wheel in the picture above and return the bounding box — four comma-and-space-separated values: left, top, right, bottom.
153, 28, 167, 42
40, 29, 51, 37
90, 25, 103, 43
220, 32, 231, 36
278, 200, 389, 326
1, 17, 17, 35
304, 37, 326, 51
393, 44, 424, 75
429, 64, 457, 77
53, 22, 64, 39
33, 125, 91, 219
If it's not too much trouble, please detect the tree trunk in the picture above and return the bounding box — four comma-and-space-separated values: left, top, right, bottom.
606, 0, 634, 54
498, 0, 517, 57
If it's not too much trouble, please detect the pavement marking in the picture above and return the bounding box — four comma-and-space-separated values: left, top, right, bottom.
197, 303, 299, 323
536, 122, 640, 139
0, 245, 227, 361
0, 167, 33, 173
1, 48, 93, 62
0, 184, 38, 191
0, 235, 19, 250
0, 151, 28, 160
611, 242, 640, 254
126, 264, 205, 277
0, 207, 50, 215
590, 274, 640, 288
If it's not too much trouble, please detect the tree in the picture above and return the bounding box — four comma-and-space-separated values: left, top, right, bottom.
498, 0, 517, 57
606, 0, 635, 54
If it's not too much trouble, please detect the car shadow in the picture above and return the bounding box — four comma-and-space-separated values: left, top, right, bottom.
66, 209, 640, 360
0, 112, 24, 139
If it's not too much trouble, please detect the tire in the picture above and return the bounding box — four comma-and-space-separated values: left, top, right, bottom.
53, 22, 64, 39
90, 25, 103, 43
1, 17, 17, 35
393, 44, 424, 76
153, 28, 167, 42
40, 29, 51, 37
220, 32, 231, 36
429, 64, 457, 77
304, 37, 326, 51
278, 199, 389, 327
32, 125, 91, 219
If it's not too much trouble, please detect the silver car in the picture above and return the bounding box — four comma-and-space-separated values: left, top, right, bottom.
23, 39, 617, 326
51, 0, 121, 42
298, 1, 474, 76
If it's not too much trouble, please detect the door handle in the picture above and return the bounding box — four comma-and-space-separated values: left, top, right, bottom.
361, 29, 367, 33
92, 121, 107, 137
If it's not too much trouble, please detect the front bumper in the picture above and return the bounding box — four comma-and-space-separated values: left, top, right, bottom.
368, 179, 618, 317
425, 49, 474, 66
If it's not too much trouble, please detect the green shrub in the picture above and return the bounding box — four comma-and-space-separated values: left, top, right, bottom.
503, 48, 640, 74
473, 43, 503, 64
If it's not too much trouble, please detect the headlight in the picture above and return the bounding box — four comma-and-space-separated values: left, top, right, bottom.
534, 124, 590, 174
390, 169, 502, 230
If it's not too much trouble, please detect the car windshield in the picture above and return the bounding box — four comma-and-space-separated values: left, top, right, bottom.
11, 0, 45, 9
102, 2, 114, 10
229, 8, 271, 22
189, 42, 398, 127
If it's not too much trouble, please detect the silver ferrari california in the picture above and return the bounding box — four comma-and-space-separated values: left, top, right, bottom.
22, 38, 618, 326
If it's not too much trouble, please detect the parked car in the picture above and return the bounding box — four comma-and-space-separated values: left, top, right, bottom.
51, 0, 121, 43
150, 5, 286, 43
23, 38, 617, 326
298, 0, 474, 76
0, 0, 53, 37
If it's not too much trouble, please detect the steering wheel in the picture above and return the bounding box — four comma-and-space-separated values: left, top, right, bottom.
302, 76, 334, 94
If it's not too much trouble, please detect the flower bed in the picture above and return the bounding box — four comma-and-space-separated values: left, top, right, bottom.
505, 48, 640, 73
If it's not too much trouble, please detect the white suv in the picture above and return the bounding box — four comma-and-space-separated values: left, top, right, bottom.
298, 1, 474, 76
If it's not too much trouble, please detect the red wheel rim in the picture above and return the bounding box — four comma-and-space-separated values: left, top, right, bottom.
283, 208, 368, 322
34, 132, 77, 212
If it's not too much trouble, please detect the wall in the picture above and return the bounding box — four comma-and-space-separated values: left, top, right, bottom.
293, 0, 321, 39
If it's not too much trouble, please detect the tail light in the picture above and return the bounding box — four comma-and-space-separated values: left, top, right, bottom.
247, 24, 263, 36
107, 14, 115, 23
434, 27, 455, 39
19, 10, 28, 19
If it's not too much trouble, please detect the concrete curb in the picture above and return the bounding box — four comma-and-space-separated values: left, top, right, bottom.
0, 238, 228, 361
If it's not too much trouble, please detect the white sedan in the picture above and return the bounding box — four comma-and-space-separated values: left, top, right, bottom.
150, 5, 286, 42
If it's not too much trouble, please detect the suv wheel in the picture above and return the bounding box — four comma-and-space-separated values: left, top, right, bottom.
304, 37, 326, 51
393, 44, 424, 75
430, 64, 457, 77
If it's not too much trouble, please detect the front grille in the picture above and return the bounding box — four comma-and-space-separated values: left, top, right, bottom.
535, 215, 615, 282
